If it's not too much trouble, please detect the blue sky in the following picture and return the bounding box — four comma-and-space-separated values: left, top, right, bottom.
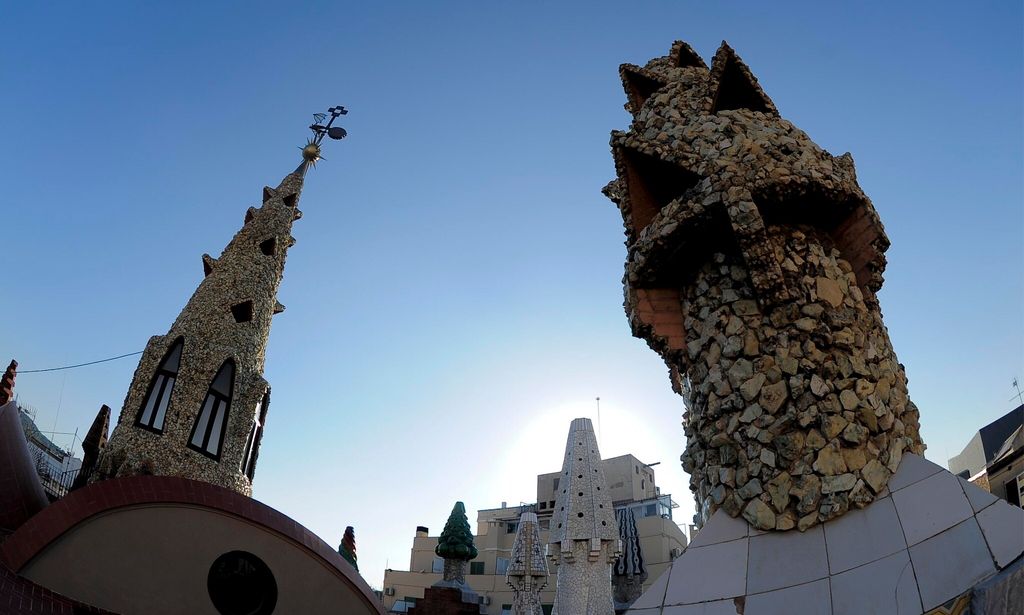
2, 1, 1021, 590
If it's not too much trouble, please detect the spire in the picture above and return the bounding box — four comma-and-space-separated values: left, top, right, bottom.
95, 107, 348, 496
506, 511, 547, 615
548, 418, 620, 614
70, 404, 110, 491
338, 526, 359, 571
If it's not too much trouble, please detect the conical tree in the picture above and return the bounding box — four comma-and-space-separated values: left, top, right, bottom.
435, 501, 477, 585
338, 526, 358, 572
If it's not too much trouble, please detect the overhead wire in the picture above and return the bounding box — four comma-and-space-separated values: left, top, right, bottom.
17, 351, 144, 373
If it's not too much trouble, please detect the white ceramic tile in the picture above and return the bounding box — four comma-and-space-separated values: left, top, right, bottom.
663, 539, 748, 605
829, 550, 921, 615
662, 599, 740, 615
909, 518, 996, 610
892, 470, 973, 546
630, 565, 672, 609
824, 496, 907, 574
745, 579, 831, 615
975, 499, 1024, 568
958, 477, 1000, 513
887, 453, 943, 492
747, 524, 828, 594
688, 509, 748, 549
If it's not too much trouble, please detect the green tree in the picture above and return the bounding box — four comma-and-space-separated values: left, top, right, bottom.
338, 526, 358, 571
435, 501, 478, 561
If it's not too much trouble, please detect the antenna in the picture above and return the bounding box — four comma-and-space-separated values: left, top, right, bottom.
595, 397, 602, 447
1012, 378, 1024, 407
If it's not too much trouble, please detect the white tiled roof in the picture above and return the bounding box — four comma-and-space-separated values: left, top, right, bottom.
626, 454, 1024, 614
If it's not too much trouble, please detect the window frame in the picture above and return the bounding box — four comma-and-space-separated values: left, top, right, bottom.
135, 337, 184, 433
188, 359, 236, 461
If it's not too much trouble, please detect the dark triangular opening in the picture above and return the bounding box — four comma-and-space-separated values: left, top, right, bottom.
259, 238, 277, 256
231, 301, 254, 323
623, 68, 667, 114
262, 187, 275, 202
282, 194, 297, 208
619, 147, 702, 233
712, 56, 772, 114
672, 42, 705, 69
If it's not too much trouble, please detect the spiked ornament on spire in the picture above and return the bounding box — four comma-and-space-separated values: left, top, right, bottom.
298, 105, 348, 173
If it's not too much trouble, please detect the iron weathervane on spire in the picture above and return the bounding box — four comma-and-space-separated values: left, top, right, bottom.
299, 105, 348, 172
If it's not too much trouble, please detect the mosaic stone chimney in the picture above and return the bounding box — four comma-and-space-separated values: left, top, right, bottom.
96, 168, 307, 496
506, 511, 548, 615
548, 418, 621, 615
603, 41, 925, 531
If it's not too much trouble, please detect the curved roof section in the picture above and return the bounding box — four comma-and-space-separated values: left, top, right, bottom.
1, 474, 383, 614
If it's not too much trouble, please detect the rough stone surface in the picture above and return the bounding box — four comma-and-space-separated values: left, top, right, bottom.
95, 170, 307, 495
604, 40, 925, 531
507, 511, 547, 615
548, 418, 621, 614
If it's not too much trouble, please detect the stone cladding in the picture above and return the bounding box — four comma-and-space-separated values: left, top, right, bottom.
603, 41, 925, 531
95, 170, 305, 495
506, 511, 548, 615
548, 418, 620, 615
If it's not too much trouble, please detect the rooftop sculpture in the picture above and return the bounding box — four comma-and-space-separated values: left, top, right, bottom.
506, 510, 548, 615
607, 40, 1024, 615
548, 418, 620, 615
604, 39, 923, 530
95, 108, 347, 495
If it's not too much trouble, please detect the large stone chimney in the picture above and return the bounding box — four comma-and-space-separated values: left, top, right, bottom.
604, 41, 925, 531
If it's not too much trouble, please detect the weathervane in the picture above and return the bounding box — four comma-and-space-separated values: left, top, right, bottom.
300, 105, 348, 170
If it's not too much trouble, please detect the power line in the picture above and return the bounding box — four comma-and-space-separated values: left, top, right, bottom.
18, 351, 143, 374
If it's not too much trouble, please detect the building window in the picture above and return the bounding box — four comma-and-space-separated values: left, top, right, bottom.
189, 360, 235, 459
641, 479, 645, 490
431, 557, 443, 573
207, 550, 277, 615
501, 605, 512, 615
496, 557, 510, 576
539, 502, 546, 510
240, 389, 270, 480
470, 561, 485, 575
539, 519, 550, 530
542, 605, 553, 615
506, 521, 518, 534
553, 477, 559, 491
136, 338, 183, 432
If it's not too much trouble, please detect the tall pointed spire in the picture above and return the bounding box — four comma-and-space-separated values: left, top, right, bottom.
548, 418, 620, 615
95, 107, 348, 496
506, 511, 547, 615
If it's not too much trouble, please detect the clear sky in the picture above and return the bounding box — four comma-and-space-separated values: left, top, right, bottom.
2, 1, 1021, 591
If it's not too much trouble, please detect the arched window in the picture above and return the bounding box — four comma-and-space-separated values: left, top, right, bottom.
136, 338, 183, 432
240, 389, 269, 480
189, 360, 235, 460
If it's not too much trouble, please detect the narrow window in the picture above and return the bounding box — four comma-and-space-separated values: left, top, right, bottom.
469, 561, 485, 575
495, 557, 510, 576
241, 389, 270, 480
189, 360, 235, 459
136, 338, 183, 432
